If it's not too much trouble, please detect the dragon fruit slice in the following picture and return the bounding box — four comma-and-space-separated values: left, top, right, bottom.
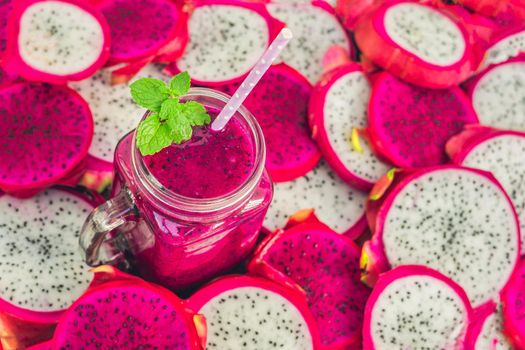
167, 0, 283, 86
467, 302, 512, 350
248, 221, 370, 349
362, 166, 520, 308
367, 71, 478, 168
187, 275, 321, 349
266, 1, 352, 84
0, 188, 100, 347
217, 64, 319, 182
479, 26, 525, 70
467, 57, 525, 131
51, 266, 205, 349
309, 63, 391, 190
448, 128, 525, 253
4, 0, 110, 84
355, 0, 476, 88
96, 0, 186, 65
265, 160, 368, 238
0, 83, 93, 195
363, 265, 472, 350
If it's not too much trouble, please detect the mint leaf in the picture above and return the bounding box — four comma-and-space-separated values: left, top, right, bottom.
183, 101, 211, 126
166, 110, 193, 144
131, 72, 212, 156
136, 114, 173, 155
130, 78, 170, 112
169, 72, 191, 97
159, 99, 180, 121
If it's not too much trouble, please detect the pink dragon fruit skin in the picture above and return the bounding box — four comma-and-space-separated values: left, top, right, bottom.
354, 0, 477, 89
363, 265, 473, 350
335, 0, 381, 31
0, 83, 94, 196
0, 187, 104, 348
309, 62, 391, 191
165, 0, 284, 87
367, 71, 478, 168
465, 56, 525, 131
248, 221, 371, 349
216, 63, 320, 182
3, 0, 111, 84
455, 0, 525, 25
50, 266, 206, 349
187, 275, 322, 350
478, 25, 525, 70
501, 259, 525, 349
466, 301, 513, 350
361, 165, 521, 308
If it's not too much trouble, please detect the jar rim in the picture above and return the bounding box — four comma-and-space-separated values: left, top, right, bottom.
130, 87, 266, 215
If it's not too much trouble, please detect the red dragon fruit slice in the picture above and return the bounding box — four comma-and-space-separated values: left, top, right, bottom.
362, 166, 520, 308
501, 259, 525, 349
3, 0, 110, 84
217, 64, 320, 182
363, 265, 473, 350
266, 1, 352, 84
448, 128, 525, 254
467, 57, 525, 131
0, 0, 12, 58
355, 0, 477, 88
51, 266, 205, 349
0, 83, 93, 195
265, 160, 368, 238
187, 275, 321, 349
309, 63, 391, 191
95, 0, 187, 66
335, 0, 382, 31
166, 0, 283, 86
248, 221, 370, 349
479, 26, 525, 70
367, 71, 478, 168
466, 302, 513, 350
0, 188, 101, 347
0, 66, 17, 86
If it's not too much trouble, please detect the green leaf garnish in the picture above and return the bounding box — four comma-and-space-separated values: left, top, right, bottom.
130, 72, 211, 156
130, 78, 170, 112
169, 71, 191, 97
183, 101, 211, 126
135, 114, 173, 156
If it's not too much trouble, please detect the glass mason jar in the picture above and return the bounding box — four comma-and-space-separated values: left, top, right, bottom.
80, 88, 273, 291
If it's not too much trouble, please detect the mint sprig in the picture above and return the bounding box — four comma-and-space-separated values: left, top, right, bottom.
130, 72, 211, 156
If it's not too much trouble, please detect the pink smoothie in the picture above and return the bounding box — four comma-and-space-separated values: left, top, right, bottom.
111, 110, 272, 291
144, 116, 255, 199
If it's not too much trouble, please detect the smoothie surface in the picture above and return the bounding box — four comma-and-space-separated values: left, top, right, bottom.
144, 116, 255, 199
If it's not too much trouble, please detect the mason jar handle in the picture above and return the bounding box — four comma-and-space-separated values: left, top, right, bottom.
80, 188, 137, 267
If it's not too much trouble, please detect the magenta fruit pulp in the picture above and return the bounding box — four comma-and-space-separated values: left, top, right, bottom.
144, 113, 255, 199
